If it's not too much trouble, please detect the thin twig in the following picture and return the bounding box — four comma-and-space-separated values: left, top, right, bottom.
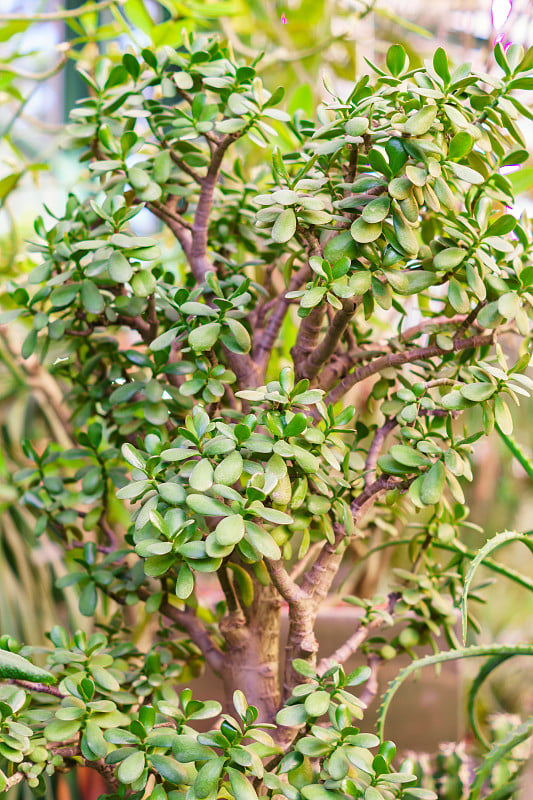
147, 294, 158, 340
3, 773, 24, 790
290, 231, 324, 371
317, 594, 399, 674
218, 564, 241, 613
167, 151, 203, 185
289, 541, 325, 582
454, 300, 487, 341
317, 624, 369, 675
253, 262, 311, 370
0, 0, 124, 20
399, 313, 473, 342
0, 55, 69, 81
147, 202, 193, 256
301, 477, 413, 603
148, 198, 192, 231
318, 312, 488, 397
358, 653, 381, 707
108, 587, 224, 673
364, 419, 397, 487
98, 517, 118, 552
326, 332, 496, 407
8, 679, 63, 697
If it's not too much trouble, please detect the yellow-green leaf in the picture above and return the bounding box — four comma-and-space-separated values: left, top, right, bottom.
405, 106, 437, 135
350, 218, 382, 243
272, 208, 296, 243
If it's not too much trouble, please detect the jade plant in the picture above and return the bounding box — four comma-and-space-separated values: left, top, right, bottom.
2, 31, 533, 800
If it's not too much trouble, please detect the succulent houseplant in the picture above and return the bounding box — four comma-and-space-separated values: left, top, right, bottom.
2, 31, 533, 800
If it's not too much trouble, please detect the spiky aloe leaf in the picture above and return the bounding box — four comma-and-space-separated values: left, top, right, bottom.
467, 653, 514, 746
377, 644, 533, 739
496, 426, 533, 481
461, 531, 533, 643
480, 779, 520, 800
468, 717, 533, 800
355, 537, 533, 594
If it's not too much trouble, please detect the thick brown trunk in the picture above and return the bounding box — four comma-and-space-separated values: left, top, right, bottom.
220, 582, 282, 724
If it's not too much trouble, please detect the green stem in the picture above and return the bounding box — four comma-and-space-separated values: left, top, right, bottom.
0, 0, 123, 21
496, 424, 533, 481
0, 55, 68, 82
349, 536, 533, 593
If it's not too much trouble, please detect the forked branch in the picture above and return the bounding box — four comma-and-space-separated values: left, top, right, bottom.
300, 295, 363, 381
265, 558, 308, 604
113, 587, 225, 673
254, 262, 311, 370
281, 476, 414, 700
